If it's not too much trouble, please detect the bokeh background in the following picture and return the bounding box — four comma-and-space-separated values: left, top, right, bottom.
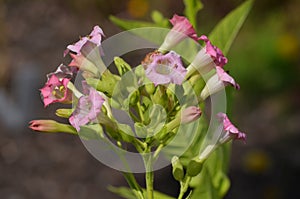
0, 0, 299, 198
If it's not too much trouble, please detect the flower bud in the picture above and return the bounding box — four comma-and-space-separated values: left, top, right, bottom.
114, 57, 132, 76
55, 108, 73, 118
172, 156, 184, 181
181, 106, 202, 124
129, 90, 140, 106
29, 120, 77, 134
186, 157, 203, 177
145, 83, 156, 95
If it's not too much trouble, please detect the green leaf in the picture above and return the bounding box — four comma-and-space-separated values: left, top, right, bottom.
189, 166, 220, 199
161, 116, 208, 166
110, 15, 161, 30
183, 0, 203, 30
151, 10, 169, 27
108, 186, 175, 199
108, 186, 136, 199
209, 0, 254, 55
78, 124, 104, 140
189, 144, 231, 199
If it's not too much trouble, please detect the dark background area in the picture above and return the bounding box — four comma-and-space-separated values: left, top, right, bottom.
0, 0, 299, 198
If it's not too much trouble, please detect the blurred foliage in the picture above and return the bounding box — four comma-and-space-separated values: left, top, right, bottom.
229, 1, 300, 101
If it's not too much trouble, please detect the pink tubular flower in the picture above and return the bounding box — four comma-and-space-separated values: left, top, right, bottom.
144, 51, 187, 86
217, 113, 246, 143
200, 66, 240, 100
68, 53, 99, 75
199, 35, 228, 67
158, 14, 200, 52
40, 75, 72, 107
181, 106, 202, 124
64, 25, 104, 56
69, 84, 105, 131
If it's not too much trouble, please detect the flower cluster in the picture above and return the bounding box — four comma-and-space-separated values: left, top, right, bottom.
30, 13, 246, 199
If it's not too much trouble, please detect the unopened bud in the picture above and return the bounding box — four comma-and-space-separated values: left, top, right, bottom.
172, 156, 184, 181
29, 120, 77, 134
56, 108, 73, 118
186, 157, 203, 177
114, 57, 132, 76
181, 106, 202, 124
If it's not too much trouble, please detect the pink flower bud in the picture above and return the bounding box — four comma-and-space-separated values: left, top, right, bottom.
29, 120, 76, 134
181, 106, 202, 124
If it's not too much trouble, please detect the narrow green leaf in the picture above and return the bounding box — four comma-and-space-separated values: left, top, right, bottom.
78, 124, 104, 140
209, 0, 254, 55
114, 57, 132, 76
108, 186, 136, 199
151, 10, 169, 27
108, 186, 175, 199
110, 15, 161, 30
183, 0, 203, 30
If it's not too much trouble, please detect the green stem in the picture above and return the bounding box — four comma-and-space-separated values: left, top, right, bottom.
178, 176, 191, 199
153, 144, 164, 161
122, 172, 145, 199
137, 102, 145, 123
143, 148, 154, 199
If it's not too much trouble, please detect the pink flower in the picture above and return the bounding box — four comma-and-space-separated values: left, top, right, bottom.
217, 113, 246, 143
63, 25, 104, 56
69, 84, 105, 131
200, 66, 240, 100
68, 53, 99, 75
144, 51, 187, 86
181, 106, 202, 124
170, 14, 200, 41
40, 75, 72, 107
199, 35, 228, 67
159, 14, 200, 52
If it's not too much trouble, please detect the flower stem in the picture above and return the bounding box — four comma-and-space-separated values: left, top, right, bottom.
137, 102, 145, 123
122, 172, 145, 199
143, 148, 154, 199
146, 167, 154, 199
178, 176, 191, 199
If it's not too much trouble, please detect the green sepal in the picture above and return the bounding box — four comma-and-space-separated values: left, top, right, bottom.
114, 57, 132, 76
55, 108, 73, 118
86, 73, 119, 97
186, 157, 204, 177
172, 156, 185, 181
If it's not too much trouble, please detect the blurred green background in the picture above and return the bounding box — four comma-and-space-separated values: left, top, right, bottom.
0, 0, 299, 198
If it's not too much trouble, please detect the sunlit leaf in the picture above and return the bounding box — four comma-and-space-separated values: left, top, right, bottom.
209, 0, 254, 55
